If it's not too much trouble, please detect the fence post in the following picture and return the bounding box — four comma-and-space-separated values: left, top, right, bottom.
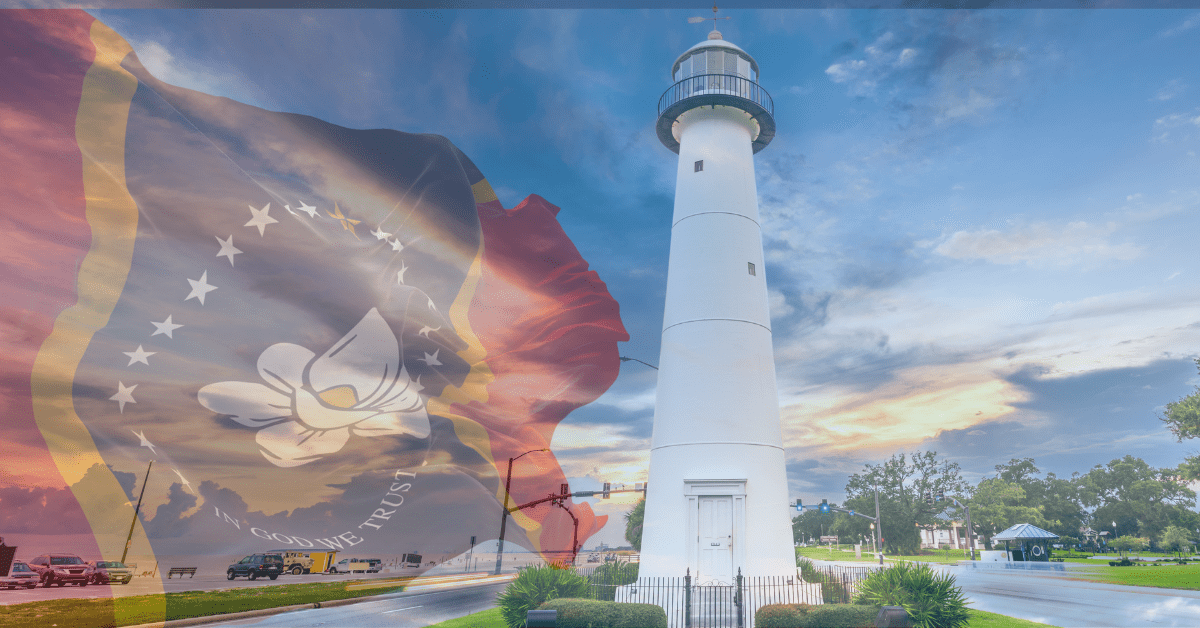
685, 568, 692, 628
735, 567, 744, 628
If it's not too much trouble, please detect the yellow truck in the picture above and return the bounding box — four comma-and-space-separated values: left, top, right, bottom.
267, 549, 337, 575
330, 557, 371, 573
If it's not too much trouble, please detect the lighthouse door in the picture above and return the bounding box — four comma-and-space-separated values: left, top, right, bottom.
697, 496, 734, 584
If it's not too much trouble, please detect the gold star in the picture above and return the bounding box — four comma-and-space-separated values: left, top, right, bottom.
327, 203, 361, 239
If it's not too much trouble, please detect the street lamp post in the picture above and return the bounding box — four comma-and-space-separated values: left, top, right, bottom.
493, 448, 549, 575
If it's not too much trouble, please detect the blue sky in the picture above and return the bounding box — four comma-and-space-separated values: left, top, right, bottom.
90, 7, 1200, 548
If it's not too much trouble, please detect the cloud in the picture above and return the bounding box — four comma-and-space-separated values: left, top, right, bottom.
820, 12, 1050, 129
1159, 12, 1200, 38
931, 221, 1141, 266
1153, 79, 1186, 102
1151, 109, 1200, 143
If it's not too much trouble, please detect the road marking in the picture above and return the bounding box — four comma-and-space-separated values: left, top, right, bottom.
382, 605, 422, 614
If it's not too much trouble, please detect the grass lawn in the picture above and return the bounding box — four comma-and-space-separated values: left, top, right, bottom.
427, 606, 505, 627
1067, 562, 1200, 591
796, 546, 970, 564
969, 609, 1059, 627
0, 580, 407, 628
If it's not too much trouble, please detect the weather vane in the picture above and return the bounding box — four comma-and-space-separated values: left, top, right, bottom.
688, 4, 730, 33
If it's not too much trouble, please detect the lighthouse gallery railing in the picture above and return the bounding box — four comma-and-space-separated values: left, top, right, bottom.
657, 73, 774, 119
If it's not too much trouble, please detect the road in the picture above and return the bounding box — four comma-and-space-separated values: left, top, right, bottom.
819, 559, 1200, 627
206, 581, 506, 628
953, 563, 1200, 627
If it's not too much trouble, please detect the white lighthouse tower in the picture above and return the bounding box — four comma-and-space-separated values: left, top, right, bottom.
638, 24, 793, 583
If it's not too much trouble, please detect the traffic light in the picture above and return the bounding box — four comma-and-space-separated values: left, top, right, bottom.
796, 498, 803, 512
925, 491, 933, 506
602, 482, 611, 499
819, 499, 830, 514
936, 489, 944, 503
561, 483, 570, 496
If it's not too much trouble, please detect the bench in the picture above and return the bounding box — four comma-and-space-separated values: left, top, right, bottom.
167, 567, 197, 579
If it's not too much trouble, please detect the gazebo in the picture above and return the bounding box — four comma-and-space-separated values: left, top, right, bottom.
993, 523, 1059, 562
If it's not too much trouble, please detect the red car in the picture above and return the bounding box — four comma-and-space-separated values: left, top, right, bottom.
27, 554, 92, 587
1, 561, 39, 589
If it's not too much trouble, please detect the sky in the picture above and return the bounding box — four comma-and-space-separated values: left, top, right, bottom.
7, 5, 1200, 553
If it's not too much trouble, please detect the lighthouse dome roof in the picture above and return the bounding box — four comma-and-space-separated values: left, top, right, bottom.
671, 38, 760, 80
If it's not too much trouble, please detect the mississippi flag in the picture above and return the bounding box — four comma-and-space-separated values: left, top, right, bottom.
1, 7, 628, 597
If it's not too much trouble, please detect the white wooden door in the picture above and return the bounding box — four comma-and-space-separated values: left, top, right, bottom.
697, 496, 734, 584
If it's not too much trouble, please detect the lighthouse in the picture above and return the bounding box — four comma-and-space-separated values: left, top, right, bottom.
638, 25, 794, 582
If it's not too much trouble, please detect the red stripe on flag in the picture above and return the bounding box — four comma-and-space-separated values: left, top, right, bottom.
0, 10, 100, 529
458, 194, 629, 555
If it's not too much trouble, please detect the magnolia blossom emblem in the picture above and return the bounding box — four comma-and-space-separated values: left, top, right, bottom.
198, 308, 430, 467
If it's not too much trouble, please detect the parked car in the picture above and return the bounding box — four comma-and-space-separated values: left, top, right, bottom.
88, 560, 134, 585
365, 558, 381, 573
266, 549, 314, 575
26, 554, 92, 587
1, 561, 39, 589
226, 553, 283, 580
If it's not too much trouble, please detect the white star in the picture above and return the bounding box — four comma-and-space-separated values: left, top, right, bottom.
283, 204, 298, 216
418, 325, 439, 338
296, 201, 318, 218
111, 382, 137, 413
396, 262, 409, 284
419, 349, 442, 367
131, 429, 157, 455
245, 203, 278, 236
172, 468, 194, 493
371, 227, 393, 241
427, 298, 437, 311
185, 271, 218, 305
151, 315, 183, 338
123, 345, 156, 366
215, 235, 243, 266
411, 375, 424, 394
389, 238, 404, 252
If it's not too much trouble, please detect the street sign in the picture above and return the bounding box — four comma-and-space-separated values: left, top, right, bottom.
820, 535, 839, 544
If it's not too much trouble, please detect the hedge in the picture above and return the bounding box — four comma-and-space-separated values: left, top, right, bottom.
755, 603, 881, 628
538, 598, 668, 628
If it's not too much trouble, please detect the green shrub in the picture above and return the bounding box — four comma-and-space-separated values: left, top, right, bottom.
754, 603, 879, 628
588, 561, 640, 602
805, 604, 881, 627
1109, 558, 1133, 566
797, 557, 817, 580
496, 565, 590, 628
538, 598, 667, 628
756, 603, 807, 628
852, 562, 970, 628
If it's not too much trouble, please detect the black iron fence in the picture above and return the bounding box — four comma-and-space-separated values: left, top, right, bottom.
657, 73, 774, 119
575, 564, 876, 628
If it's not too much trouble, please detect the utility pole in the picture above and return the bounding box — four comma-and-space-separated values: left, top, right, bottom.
121, 460, 153, 564
874, 482, 883, 564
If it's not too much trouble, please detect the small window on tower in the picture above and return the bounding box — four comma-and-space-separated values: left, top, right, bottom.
748, 262, 756, 276
694, 160, 704, 172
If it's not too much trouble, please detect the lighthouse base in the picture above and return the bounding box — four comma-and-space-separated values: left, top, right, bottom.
638, 443, 796, 581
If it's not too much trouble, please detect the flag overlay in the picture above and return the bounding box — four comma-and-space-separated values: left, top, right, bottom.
0, 8, 628, 614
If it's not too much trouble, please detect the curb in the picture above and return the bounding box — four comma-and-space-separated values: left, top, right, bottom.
120, 576, 512, 628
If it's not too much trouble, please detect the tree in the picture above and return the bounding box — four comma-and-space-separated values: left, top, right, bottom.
1161, 358, 1200, 481
1109, 535, 1147, 559
984, 458, 1085, 540
624, 499, 644, 551
1076, 455, 1198, 543
968, 478, 1047, 550
1159, 525, 1194, 559
844, 451, 968, 555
